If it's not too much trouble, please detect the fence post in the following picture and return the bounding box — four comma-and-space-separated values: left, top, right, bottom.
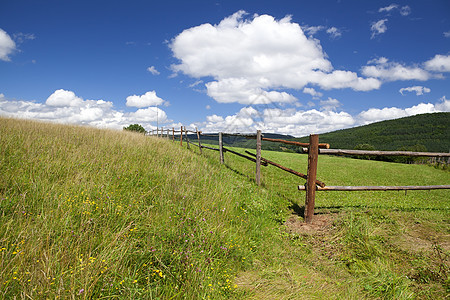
305, 134, 319, 223
219, 132, 224, 164
196, 127, 202, 154
256, 130, 261, 186
184, 126, 190, 149
180, 126, 183, 146
172, 128, 175, 142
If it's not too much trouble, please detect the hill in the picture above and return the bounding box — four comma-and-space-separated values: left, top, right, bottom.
1, 117, 449, 299
295, 112, 450, 152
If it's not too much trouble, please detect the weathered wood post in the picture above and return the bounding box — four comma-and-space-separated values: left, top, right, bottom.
196, 127, 202, 154
184, 126, 190, 149
172, 127, 175, 142
256, 130, 262, 186
305, 134, 319, 224
166, 129, 169, 139
180, 126, 183, 146
219, 132, 224, 164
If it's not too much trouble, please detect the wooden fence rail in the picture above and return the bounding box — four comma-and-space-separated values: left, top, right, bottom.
302, 148, 450, 157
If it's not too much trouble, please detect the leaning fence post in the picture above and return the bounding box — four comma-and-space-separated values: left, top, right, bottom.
196, 127, 202, 154
305, 134, 319, 224
180, 126, 183, 146
219, 132, 224, 164
256, 130, 262, 186
184, 126, 190, 149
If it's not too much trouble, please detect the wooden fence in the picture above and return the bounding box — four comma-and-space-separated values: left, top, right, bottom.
148, 127, 450, 223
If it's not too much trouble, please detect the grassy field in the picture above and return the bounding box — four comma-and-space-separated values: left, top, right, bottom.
1, 117, 449, 299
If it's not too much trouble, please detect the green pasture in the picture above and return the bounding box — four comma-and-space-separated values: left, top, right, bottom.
1, 118, 448, 299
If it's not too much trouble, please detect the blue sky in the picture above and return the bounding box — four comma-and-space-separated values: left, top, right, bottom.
1, 0, 449, 136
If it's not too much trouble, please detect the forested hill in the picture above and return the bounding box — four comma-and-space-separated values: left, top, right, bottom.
295, 112, 450, 152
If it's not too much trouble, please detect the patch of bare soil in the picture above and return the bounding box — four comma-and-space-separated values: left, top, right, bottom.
284, 213, 336, 235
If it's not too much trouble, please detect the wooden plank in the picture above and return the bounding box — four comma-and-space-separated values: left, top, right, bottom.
180, 126, 183, 146
219, 132, 224, 164
196, 127, 202, 154
256, 130, 262, 186
201, 145, 220, 151
305, 134, 319, 224
184, 126, 190, 149
302, 148, 450, 157
298, 185, 450, 191
245, 151, 325, 187
261, 137, 330, 149
223, 147, 268, 165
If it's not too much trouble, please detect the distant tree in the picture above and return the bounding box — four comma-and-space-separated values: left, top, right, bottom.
395, 144, 428, 164
123, 124, 146, 134
354, 143, 376, 160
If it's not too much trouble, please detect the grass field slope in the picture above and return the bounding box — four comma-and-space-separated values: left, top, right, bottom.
1, 117, 449, 299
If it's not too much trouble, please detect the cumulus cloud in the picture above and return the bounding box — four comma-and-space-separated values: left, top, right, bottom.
0, 28, 16, 61
0, 90, 170, 130
424, 54, 450, 72
126, 91, 167, 108
357, 99, 450, 125
371, 19, 388, 39
362, 57, 430, 81
170, 11, 380, 105
399, 86, 431, 96
147, 66, 160, 75
303, 87, 323, 99
320, 97, 341, 111
444, 31, 450, 38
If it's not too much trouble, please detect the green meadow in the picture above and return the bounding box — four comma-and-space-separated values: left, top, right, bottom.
1, 117, 449, 299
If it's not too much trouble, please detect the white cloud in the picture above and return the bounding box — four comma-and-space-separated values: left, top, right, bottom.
399, 86, 431, 96
0, 28, 16, 61
326, 27, 342, 39
320, 97, 341, 111
436, 96, 450, 111
13, 32, 36, 44
357, 100, 449, 125
444, 31, 450, 38
170, 11, 380, 105
303, 87, 323, 98
399, 6, 411, 16
371, 19, 388, 39
424, 54, 450, 72
362, 57, 430, 81
147, 66, 160, 75
0, 90, 170, 131
378, 4, 410, 16
302, 25, 325, 36
46, 89, 84, 107
126, 91, 167, 108
205, 105, 211, 110
379, 4, 398, 13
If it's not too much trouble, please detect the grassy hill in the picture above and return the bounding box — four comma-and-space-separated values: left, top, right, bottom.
295, 112, 450, 152
1, 117, 449, 299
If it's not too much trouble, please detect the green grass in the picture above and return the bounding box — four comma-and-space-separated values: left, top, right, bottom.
1, 117, 449, 299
